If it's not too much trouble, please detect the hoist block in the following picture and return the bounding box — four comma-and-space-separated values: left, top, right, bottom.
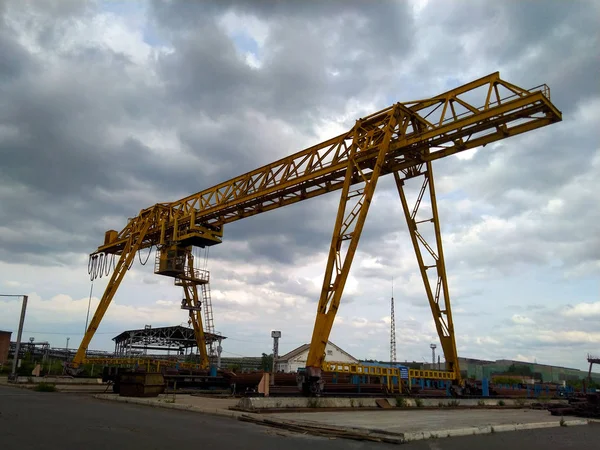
155, 246, 187, 276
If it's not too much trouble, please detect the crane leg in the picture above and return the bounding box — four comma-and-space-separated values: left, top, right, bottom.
70, 221, 151, 371
393, 162, 461, 383
302, 107, 402, 395
181, 282, 209, 368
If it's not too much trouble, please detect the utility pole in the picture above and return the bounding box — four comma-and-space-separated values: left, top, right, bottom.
271, 331, 281, 386
0, 294, 28, 382
390, 279, 396, 366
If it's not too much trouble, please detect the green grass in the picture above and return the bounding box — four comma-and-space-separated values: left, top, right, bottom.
395, 396, 407, 407
560, 417, 567, 427
33, 382, 57, 392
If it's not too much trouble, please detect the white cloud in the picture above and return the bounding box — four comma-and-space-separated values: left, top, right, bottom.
475, 336, 501, 346
513, 354, 536, 363
536, 330, 600, 344
512, 315, 535, 325
563, 302, 600, 318
155, 300, 175, 306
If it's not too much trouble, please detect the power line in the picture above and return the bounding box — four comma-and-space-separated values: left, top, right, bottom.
19, 330, 121, 336
221, 349, 252, 358
390, 278, 397, 365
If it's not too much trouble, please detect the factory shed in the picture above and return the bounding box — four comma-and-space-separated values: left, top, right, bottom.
113, 325, 225, 356
276, 341, 358, 373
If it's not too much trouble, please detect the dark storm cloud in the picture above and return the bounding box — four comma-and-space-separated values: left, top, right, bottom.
411, 0, 599, 111
150, 0, 414, 130
151, 0, 410, 55
0, 0, 597, 285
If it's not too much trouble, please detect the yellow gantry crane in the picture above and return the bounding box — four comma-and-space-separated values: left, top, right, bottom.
70, 73, 561, 393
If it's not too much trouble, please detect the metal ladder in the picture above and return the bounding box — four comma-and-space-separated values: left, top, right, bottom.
201, 282, 216, 357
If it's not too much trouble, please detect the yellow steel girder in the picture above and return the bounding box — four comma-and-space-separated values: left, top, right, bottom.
92, 72, 561, 260
74, 72, 562, 378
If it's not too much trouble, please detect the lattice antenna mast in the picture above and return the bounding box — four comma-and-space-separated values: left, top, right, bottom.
390, 278, 396, 365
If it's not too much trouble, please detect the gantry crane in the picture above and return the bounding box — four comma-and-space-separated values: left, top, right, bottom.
70, 73, 561, 393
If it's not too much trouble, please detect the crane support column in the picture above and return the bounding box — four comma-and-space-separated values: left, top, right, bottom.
70, 220, 151, 370
393, 161, 460, 382
180, 253, 209, 368
181, 283, 208, 367
303, 105, 405, 394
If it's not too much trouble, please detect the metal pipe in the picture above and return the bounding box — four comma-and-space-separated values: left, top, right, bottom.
11, 295, 28, 381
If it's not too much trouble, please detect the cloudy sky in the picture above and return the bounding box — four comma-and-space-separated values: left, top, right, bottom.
0, 0, 598, 371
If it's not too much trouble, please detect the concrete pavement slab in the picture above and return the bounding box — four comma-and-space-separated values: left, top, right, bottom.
268, 408, 589, 441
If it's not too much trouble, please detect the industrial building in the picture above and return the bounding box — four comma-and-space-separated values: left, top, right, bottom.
0, 330, 11, 364
276, 341, 358, 373
112, 325, 225, 357
419, 357, 600, 384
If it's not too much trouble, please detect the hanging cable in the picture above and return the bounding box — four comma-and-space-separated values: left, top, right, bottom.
88, 255, 95, 281
98, 253, 106, 279
93, 255, 101, 280
104, 253, 111, 276
138, 244, 152, 265
84, 280, 94, 333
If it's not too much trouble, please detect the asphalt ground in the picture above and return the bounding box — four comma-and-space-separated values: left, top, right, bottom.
1, 386, 598, 449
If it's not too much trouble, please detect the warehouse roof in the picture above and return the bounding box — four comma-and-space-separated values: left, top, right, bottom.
277, 341, 358, 362
112, 325, 225, 347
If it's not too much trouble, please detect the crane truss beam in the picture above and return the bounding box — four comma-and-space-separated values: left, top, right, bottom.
96, 73, 561, 257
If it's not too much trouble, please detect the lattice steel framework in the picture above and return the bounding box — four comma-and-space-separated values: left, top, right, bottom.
112, 325, 225, 355
71, 72, 562, 390
390, 289, 396, 365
